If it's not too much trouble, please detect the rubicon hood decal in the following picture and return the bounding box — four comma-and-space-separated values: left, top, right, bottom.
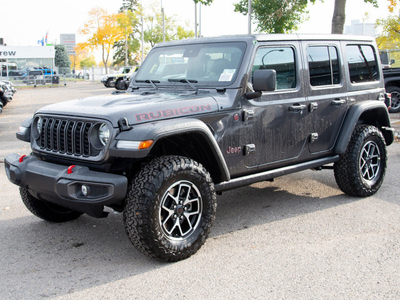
135, 103, 213, 122
37, 92, 219, 126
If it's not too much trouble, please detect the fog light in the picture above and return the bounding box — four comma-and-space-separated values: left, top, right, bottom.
81, 185, 90, 196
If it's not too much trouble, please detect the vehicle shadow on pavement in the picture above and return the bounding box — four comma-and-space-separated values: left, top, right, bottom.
0, 171, 360, 299
211, 174, 357, 238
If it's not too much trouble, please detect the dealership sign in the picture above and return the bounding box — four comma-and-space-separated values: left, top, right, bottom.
0, 51, 16, 57
0, 46, 55, 59
60, 34, 76, 55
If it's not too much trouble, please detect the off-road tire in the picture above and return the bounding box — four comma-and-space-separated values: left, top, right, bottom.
123, 155, 217, 262
105, 78, 113, 88
386, 86, 400, 113
334, 124, 387, 197
20, 187, 83, 222
115, 78, 126, 90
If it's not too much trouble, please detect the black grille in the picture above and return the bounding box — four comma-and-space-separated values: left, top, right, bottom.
38, 117, 98, 157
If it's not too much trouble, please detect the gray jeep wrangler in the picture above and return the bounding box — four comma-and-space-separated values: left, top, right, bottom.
5, 34, 394, 261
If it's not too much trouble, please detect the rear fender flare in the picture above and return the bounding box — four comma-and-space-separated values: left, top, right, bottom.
335, 101, 394, 154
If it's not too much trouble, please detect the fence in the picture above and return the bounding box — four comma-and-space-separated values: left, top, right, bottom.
0, 67, 110, 87
0, 66, 131, 87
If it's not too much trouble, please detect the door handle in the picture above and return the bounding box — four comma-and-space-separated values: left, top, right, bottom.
309, 102, 318, 112
331, 99, 346, 106
243, 109, 255, 121
289, 104, 306, 113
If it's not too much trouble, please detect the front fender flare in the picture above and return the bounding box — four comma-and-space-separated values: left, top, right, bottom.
109, 118, 230, 182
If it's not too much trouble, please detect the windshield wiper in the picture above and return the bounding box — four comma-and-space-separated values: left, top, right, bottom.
135, 79, 160, 89
168, 79, 198, 90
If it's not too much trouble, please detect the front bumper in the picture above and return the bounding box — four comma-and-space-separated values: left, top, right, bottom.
4, 153, 128, 217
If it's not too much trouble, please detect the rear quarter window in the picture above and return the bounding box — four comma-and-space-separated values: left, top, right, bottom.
346, 45, 379, 84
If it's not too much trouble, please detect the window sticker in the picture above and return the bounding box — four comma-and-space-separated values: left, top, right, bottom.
219, 69, 236, 81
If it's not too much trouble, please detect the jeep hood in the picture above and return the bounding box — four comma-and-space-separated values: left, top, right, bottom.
37, 91, 219, 126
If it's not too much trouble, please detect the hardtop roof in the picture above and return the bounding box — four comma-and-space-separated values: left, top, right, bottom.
153, 34, 376, 48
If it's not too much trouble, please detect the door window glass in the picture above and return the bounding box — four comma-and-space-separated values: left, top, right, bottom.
307, 46, 340, 86
251, 47, 296, 90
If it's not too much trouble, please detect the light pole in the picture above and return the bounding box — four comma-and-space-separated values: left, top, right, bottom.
199, 3, 201, 37
124, 8, 128, 66
195, 2, 198, 38
161, 0, 165, 42
248, 0, 252, 34
194, 1, 201, 38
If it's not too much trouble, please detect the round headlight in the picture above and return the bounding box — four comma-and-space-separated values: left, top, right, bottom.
98, 123, 110, 146
36, 117, 43, 135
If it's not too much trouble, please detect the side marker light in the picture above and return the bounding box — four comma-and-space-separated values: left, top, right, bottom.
138, 140, 154, 150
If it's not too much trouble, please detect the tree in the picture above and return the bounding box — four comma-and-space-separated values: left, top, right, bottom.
143, 4, 194, 47
331, 0, 378, 33
194, 0, 213, 3
80, 7, 125, 74
376, 14, 400, 49
70, 43, 86, 71
119, 0, 139, 12
234, 0, 316, 33
113, 8, 141, 66
387, 0, 398, 12
113, 38, 141, 66
72, 43, 97, 69
376, 13, 400, 67
80, 55, 97, 69
54, 44, 71, 73
235, 0, 392, 34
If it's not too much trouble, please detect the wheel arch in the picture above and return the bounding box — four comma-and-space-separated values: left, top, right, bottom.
384, 76, 400, 89
149, 132, 229, 183
335, 101, 394, 154
111, 118, 230, 183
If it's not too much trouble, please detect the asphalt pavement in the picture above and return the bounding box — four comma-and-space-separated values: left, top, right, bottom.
0, 82, 399, 299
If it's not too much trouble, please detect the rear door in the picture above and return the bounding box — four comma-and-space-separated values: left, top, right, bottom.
302, 41, 348, 154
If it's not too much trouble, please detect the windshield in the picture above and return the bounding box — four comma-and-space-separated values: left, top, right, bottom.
134, 42, 247, 87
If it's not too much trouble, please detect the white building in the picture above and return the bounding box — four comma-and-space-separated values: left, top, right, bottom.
344, 20, 377, 37
0, 46, 55, 76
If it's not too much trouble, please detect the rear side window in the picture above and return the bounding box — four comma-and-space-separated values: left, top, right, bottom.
346, 45, 379, 83
251, 47, 296, 90
307, 46, 340, 86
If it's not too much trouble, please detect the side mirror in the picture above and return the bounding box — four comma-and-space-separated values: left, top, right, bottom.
245, 69, 276, 99
390, 59, 395, 65
253, 69, 276, 92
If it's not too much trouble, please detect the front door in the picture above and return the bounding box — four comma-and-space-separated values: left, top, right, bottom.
243, 42, 308, 169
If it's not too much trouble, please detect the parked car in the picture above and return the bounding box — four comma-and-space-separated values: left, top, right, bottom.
23, 70, 46, 85
379, 49, 395, 69
4, 34, 394, 262
0, 81, 14, 113
0, 79, 17, 94
8, 67, 31, 79
114, 66, 139, 90
101, 66, 132, 88
22, 69, 59, 85
1, 62, 17, 77
382, 67, 400, 113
